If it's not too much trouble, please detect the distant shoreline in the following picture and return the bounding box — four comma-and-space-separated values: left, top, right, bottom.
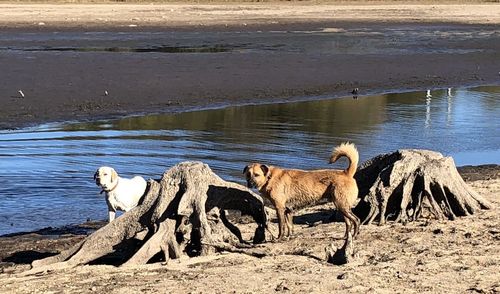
0, 1, 498, 4
2, 3, 500, 29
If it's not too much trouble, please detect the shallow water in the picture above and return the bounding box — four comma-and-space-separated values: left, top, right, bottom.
0, 24, 496, 56
0, 86, 499, 235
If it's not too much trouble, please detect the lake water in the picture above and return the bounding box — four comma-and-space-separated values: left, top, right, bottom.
0, 86, 499, 235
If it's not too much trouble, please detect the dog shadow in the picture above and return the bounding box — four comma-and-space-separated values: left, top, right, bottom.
292, 208, 342, 226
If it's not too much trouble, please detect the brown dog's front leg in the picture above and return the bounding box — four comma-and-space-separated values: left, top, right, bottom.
275, 205, 287, 240
284, 207, 294, 237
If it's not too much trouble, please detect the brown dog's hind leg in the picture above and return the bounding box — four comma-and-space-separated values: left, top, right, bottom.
333, 187, 361, 239
338, 206, 360, 239
345, 210, 360, 238
350, 211, 361, 238
342, 212, 353, 239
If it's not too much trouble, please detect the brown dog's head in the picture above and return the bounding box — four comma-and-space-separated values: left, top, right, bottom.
243, 163, 271, 190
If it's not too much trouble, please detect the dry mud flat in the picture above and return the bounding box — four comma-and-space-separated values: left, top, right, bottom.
1, 3, 500, 129
0, 166, 499, 293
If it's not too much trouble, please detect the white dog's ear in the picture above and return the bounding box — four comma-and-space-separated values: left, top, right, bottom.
93, 170, 98, 180
111, 169, 118, 182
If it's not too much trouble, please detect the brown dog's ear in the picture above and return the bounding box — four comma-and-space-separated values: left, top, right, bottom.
111, 169, 118, 183
243, 165, 249, 174
260, 164, 270, 176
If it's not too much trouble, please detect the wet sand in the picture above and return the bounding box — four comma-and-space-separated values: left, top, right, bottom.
1, 3, 500, 129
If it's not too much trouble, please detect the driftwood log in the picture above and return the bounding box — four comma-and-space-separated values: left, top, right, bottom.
28, 161, 267, 273
354, 149, 492, 225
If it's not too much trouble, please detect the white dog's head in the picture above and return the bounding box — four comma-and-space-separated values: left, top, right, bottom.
94, 166, 119, 193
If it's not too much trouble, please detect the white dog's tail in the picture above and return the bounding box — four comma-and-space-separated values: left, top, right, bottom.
329, 142, 359, 178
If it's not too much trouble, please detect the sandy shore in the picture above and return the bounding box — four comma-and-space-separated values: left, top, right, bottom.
0, 165, 498, 292
2, 3, 500, 28
1, 3, 500, 129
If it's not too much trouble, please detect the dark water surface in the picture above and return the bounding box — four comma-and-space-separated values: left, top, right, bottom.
1, 24, 496, 55
1, 86, 499, 235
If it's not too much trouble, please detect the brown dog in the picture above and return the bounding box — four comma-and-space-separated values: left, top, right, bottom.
244, 142, 360, 240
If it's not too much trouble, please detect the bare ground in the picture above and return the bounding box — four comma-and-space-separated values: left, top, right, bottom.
1, 3, 500, 27
0, 166, 498, 293
1, 3, 500, 129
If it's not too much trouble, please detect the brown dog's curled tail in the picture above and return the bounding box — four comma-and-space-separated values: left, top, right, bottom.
329, 142, 359, 178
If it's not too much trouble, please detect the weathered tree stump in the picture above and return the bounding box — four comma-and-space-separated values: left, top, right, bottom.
354, 149, 492, 225
28, 161, 267, 273
24, 149, 493, 271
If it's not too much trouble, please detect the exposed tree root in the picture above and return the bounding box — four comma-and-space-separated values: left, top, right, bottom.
354, 149, 492, 225
23, 149, 494, 272
26, 162, 267, 274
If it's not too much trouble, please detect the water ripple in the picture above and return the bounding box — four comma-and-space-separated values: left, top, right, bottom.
0, 86, 499, 235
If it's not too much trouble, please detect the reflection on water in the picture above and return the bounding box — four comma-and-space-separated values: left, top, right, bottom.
0, 86, 499, 235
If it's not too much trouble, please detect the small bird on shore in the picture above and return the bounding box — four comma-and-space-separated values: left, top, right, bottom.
104, 90, 109, 96
351, 88, 359, 99
447, 88, 452, 96
18, 90, 25, 98
426, 90, 432, 98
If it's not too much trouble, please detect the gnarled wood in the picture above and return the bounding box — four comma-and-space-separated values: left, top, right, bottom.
27, 162, 267, 274
25, 149, 493, 272
354, 149, 492, 225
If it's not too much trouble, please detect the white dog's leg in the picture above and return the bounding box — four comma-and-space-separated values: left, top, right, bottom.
108, 210, 116, 222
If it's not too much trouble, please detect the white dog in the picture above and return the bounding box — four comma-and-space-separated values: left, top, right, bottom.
94, 166, 147, 222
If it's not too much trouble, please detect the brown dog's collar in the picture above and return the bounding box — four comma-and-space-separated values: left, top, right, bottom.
100, 179, 119, 194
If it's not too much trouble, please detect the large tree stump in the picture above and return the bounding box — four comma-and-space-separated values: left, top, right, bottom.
354, 149, 492, 225
28, 162, 267, 273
